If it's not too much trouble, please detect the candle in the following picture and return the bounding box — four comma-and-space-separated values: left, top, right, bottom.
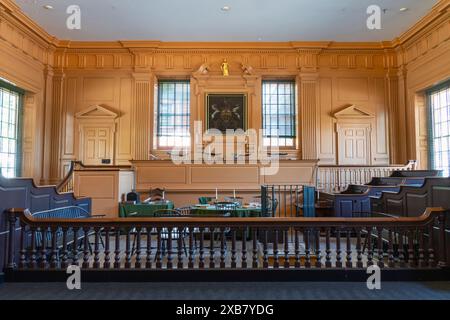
233, 189, 236, 198
215, 188, 218, 199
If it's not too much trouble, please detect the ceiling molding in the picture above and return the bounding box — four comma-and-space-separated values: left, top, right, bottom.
3, 0, 448, 53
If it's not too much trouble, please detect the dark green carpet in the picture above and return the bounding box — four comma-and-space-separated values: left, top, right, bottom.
0, 282, 449, 300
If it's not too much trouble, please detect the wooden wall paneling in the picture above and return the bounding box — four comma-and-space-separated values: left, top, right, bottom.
49, 73, 64, 183
116, 77, 133, 164
74, 170, 119, 217
133, 72, 152, 160
300, 73, 319, 160
317, 77, 335, 164
1, 0, 449, 183
373, 77, 389, 164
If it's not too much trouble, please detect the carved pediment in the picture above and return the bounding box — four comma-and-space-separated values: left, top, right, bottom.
75, 105, 119, 119
333, 105, 374, 119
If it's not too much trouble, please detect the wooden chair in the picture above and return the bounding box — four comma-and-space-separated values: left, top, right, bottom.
144, 188, 166, 202
198, 197, 214, 204
153, 209, 188, 257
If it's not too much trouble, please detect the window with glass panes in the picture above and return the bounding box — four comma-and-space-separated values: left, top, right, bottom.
156, 80, 190, 148
262, 81, 296, 147
0, 81, 22, 178
428, 81, 450, 177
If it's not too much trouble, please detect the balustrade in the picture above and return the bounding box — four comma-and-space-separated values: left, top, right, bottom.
5, 207, 448, 272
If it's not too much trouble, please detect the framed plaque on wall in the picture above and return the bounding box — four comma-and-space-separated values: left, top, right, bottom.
205, 93, 247, 133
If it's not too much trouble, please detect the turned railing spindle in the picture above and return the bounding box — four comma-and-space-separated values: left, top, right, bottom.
61, 227, 68, 269
135, 227, 142, 269
146, 227, 152, 269
325, 228, 331, 268
72, 227, 79, 266
40, 227, 48, 269
408, 230, 415, 267
188, 229, 194, 269
252, 229, 258, 268
377, 227, 384, 268
231, 229, 237, 268
167, 227, 173, 269
125, 229, 131, 269
263, 229, 268, 269
50, 227, 58, 269
104, 227, 110, 269
19, 223, 26, 269
199, 228, 205, 269
177, 226, 184, 269
388, 229, 395, 268
114, 229, 121, 269
336, 229, 342, 268
221, 228, 226, 268
418, 228, 426, 268
356, 228, 363, 268
284, 229, 290, 268
29, 227, 37, 269
346, 229, 352, 268
273, 230, 279, 268
398, 229, 405, 267
156, 228, 162, 269
209, 228, 215, 269
367, 227, 373, 266
428, 224, 435, 267
304, 228, 311, 268
241, 228, 247, 268
93, 227, 100, 269
82, 227, 90, 269
315, 228, 321, 268
294, 229, 300, 268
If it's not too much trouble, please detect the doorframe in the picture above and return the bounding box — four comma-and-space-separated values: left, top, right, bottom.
75, 105, 119, 165
333, 105, 375, 166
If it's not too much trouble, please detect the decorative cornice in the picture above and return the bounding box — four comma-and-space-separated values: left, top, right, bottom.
1, 0, 448, 64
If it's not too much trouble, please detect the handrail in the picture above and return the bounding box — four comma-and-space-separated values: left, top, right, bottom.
56, 160, 79, 193
317, 160, 417, 193
317, 160, 417, 169
8, 207, 444, 227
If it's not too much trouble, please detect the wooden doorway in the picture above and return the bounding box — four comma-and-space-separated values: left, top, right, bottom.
333, 105, 374, 166
337, 124, 370, 165
75, 105, 118, 166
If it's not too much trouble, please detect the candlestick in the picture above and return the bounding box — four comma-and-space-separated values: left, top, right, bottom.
215, 188, 218, 199
233, 189, 236, 198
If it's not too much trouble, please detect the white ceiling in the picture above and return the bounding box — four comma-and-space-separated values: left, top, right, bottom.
15, 0, 438, 42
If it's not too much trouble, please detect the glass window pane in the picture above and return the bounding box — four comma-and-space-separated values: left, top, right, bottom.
429, 82, 450, 177
156, 81, 190, 148
262, 81, 296, 147
0, 86, 21, 178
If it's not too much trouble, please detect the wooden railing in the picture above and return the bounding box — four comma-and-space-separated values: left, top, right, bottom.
317, 160, 417, 193
56, 161, 80, 193
5, 207, 448, 273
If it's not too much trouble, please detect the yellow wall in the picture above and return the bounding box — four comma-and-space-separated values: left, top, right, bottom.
0, 0, 449, 184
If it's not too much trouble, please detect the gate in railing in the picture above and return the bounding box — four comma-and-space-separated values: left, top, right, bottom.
4, 208, 449, 280
260, 185, 316, 217
317, 160, 417, 193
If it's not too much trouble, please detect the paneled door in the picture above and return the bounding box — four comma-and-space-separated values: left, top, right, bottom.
81, 126, 113, 165
337, 124, 370, 165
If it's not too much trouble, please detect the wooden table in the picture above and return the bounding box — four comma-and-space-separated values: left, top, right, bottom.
119, 201, 174, 217
190, 205, 261, 217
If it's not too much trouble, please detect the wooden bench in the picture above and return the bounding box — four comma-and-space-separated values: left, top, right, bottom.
0, 175, 91, 270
